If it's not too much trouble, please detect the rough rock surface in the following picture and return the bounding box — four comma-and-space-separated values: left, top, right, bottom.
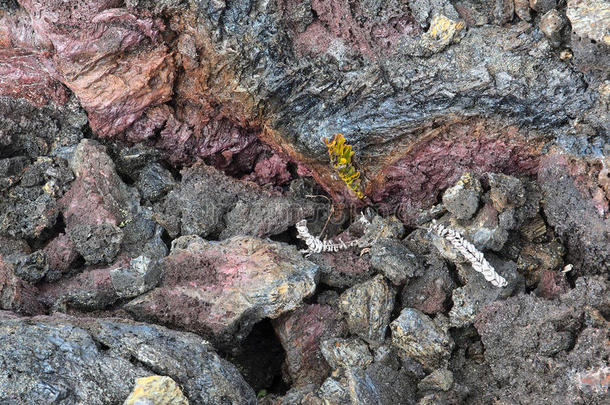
0, 314, 256, 405
125, 235, 319, 348
0, 0, 608, 403
273, 304, 347, 386
155, 163, 321, 239
0, 256, 43, 315
538, 151, 610, 275
391, 309, 454, 371
449, 256, 523, 328
338, 274, 396, 345
370, 238, 422, 286
2, 0, 604, 213
474, 277, 610, 404
320, 337, 374, 370
442, 172, 481, 220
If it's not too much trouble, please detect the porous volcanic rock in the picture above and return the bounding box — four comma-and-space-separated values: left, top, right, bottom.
0, 313, 256, 405
273, 304, 347, 386
154, 162, 322, 239
538, 150, 610, 275
0, 255, 43, 315
125, 235, 319, 348
474, 276, 610, 404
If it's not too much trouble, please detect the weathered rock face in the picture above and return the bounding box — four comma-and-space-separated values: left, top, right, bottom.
474, 277, 610, 404
154, 162, 322, 239
273, 304, 347, 386
538, 150, 610, 275
391, 308, 454, 370
125, 235, 319, 348
338, 274, 396, 345
0, 256, 43, 315
0, 313, 256, 405
1, 0, 609, 403
2, 0, 606, 214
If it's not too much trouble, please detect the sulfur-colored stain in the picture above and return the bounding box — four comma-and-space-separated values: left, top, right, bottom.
421, 14, 465, 52
324, 133, 365, 199
123, 375, 189, 405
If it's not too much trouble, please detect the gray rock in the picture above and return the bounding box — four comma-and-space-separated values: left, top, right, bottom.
345, 357, 419, 405
136, 162, 176, 202
538, 152, 610, 275
359, 215, 406, 246
488, 173, 526, 212
345, 367, 384, 405
0, 96, 85, 162
319, 376, 351, 404
391, 308, 454, 370
7, 251, 48, 283
155, 163, 320, 239
418, 369, 454, 392
494, 0, 515, 25
0, 236, 30, 257
320, 337, 374, 370
529, 0, 557, 14
370, 238, 422, 285
566, 0, 609, 44
339, 274, 396, 345
68, 223, 124, 265
110, 256, 162, 299
540, 10, 564, 47
442, 173, 481, 220
0, 314, 256, 404
514, 0, 531, 21
119, 209, 168, 261
449, 256, 523, 328
400, 252, 456, 315
474, 278, 609, 404
0, 257, 44, 315
110, 144, 163, 180
566, 0, 610, 72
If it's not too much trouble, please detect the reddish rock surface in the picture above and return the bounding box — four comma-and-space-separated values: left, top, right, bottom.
368, 119, 543, 224
273, 304, 347, 386
293, 0, 420, 58
59, 139, 136, 230
1, 1, 284, 183
0, 255, 43, 315
18, 0, 175, 137
124, 236, 319, 348
536, 270, 569, 300
39, 256, 129, 311
309, 250, 373, 288
43, 232, 79, 275
0, 49, 68, 106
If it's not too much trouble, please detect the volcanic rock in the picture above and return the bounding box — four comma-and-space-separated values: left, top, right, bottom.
125, 235, 318, 348
0, 314, 256, 404
338, 274, 396, 345
390, 308, 454, 370
273, 304, 347, 386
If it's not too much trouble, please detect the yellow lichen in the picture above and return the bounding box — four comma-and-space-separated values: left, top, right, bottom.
324, 133, 365, 199
124, 375, 189, 405
421, 14, 465, 52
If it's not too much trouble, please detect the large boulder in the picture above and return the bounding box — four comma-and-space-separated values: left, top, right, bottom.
125, 235, 319, 348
